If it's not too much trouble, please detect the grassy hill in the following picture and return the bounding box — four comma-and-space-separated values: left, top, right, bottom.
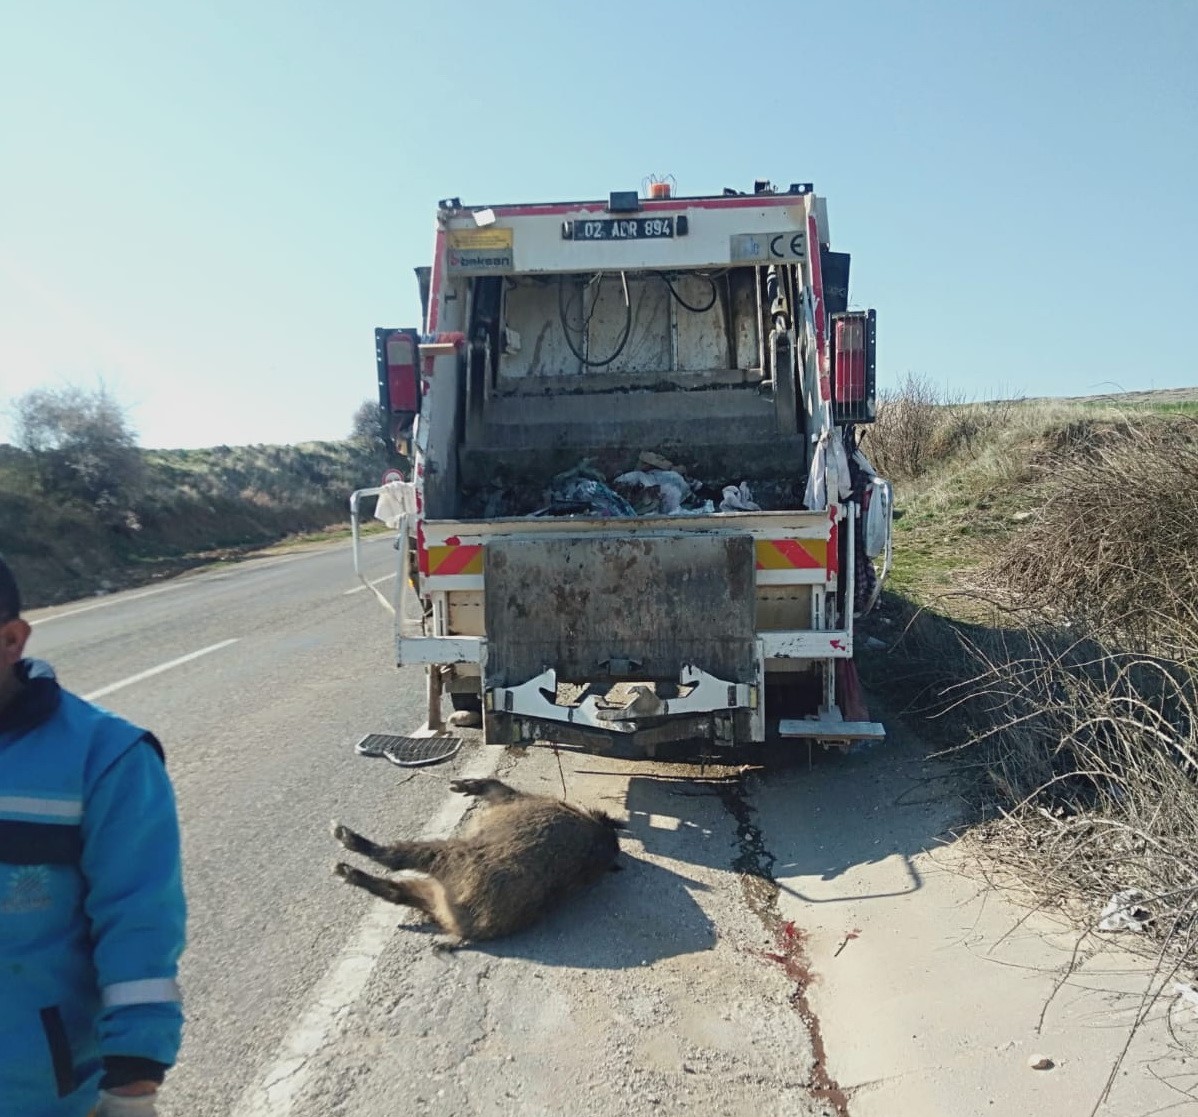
864, 391, 1198, 627
0, 440, 389, 607
854, 384, 1198, 977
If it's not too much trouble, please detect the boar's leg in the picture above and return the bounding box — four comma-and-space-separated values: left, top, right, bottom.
333, 863, 463, 938
331, 821, 444, 872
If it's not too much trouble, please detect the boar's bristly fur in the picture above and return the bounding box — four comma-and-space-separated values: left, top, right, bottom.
332, 778, 623, 946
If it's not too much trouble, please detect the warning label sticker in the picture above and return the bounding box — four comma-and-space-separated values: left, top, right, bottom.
446, 227, 514, 272
447, 227, 513, 251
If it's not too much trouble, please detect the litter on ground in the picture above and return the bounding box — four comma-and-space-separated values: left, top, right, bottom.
1097, 889, 1150, 933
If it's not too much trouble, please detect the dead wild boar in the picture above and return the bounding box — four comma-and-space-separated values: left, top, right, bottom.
331, 777, 623, 945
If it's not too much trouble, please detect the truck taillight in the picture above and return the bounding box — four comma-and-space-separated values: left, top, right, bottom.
830, 310, 877, 424
375, 327, 421, 431
386, 332, 419, 412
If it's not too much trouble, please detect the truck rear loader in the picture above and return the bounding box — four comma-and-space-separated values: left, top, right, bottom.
355, 178, 894, 757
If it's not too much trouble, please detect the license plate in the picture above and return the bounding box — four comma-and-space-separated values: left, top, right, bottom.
564, 216, 675, 241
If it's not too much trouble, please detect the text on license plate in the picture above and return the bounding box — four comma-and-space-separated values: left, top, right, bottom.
565, 217, 675, 240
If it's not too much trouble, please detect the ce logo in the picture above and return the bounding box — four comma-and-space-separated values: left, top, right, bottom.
769, 234, 805, 259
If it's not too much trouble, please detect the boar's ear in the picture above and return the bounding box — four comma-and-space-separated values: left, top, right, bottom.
594, 811, 627, 830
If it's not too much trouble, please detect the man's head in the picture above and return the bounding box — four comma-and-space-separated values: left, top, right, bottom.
0, 556, 32, 688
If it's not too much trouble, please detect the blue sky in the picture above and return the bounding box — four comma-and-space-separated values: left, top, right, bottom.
2, 0, 1195, 449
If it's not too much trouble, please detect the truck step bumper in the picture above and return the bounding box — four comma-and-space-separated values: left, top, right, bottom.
778, 718, 886, 741
484, 710, 748, 755
487, 666, 757, 733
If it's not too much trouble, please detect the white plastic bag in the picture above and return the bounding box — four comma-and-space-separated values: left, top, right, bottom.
1097, 889, 1149, 933
720, 483, 760, 513
804, 431, 851, 509
613, 469, 692, 515
374, 480, 416, 529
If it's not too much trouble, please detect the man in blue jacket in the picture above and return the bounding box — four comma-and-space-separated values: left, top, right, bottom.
0, 556, 187, 1117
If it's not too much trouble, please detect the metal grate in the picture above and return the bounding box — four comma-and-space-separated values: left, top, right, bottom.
354, 734, 387, 758
354, 733, 462, 768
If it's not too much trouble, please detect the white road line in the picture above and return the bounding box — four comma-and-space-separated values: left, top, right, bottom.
343, 573, 397, 595
83, 639, 240, 701
231, 746, 502, 1117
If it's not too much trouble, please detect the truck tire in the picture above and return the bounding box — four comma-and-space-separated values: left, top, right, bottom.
450, 691, 482, 714
447, 688, 483, 730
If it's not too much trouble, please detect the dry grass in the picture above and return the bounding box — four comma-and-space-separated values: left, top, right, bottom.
943, 629, 1196, 926
861, 384, 1198, 1023
998, 415, 1198, 664
930, 622, 1198, 1115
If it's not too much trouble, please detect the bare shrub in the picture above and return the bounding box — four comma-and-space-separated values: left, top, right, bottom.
10, 382, 143, 525
350, 397, 390, 456
927, 396, 1025, 463
864, 372, 943, 480
999, 416, 1198, 664
884, 607, 1198, 980
349, 399, 386, 445
238, 487, 276, 508
919, 621, 1198, 1115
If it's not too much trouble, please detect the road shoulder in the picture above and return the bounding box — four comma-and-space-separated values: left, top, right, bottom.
762, 728, 1198, 1116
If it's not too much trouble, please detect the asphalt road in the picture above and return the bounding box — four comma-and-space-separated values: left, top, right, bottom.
24, 539, 1195, 1117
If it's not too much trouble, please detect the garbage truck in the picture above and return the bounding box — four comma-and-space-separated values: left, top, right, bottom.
356, 179, 893, 756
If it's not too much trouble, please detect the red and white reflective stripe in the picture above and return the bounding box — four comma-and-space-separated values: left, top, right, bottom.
807, 211, 830, 403
102, 978, 182, 1008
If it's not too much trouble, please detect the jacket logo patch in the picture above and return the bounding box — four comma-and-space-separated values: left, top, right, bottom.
0, 865, 53, 913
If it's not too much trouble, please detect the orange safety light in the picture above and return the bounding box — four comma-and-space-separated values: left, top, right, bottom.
643, 174, 675, 200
